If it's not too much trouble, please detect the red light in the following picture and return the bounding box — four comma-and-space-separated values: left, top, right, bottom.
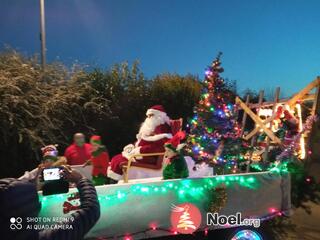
269, 207, 277, 213
204, 228, 208, 236
173, 231, 178, 235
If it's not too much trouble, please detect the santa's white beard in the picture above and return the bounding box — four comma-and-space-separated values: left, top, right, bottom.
137, 113, 169, 139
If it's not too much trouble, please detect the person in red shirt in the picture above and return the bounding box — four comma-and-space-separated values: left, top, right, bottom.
83, 135, 110, 186
64, 133, 92, 165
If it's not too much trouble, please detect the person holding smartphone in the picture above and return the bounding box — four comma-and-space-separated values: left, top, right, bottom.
0, 165, 100, 240
19, 145, 67, 187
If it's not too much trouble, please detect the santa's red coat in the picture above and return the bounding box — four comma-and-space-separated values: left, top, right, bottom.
108, 123, 172, 179
137, 123, 172, 156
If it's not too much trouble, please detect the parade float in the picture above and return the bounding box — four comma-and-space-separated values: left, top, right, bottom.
38, 54, 320, 240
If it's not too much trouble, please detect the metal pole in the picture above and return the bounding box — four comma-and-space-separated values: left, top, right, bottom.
40, 0, 46, 70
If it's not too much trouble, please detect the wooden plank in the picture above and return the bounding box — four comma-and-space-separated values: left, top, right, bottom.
236, 97, 281, 144
245, 104, 277, 140
244, 79, 319, 138
247, 90, 265, 172
244, 127, 259, 140
240, 95, 250, 136
245, 93, 315, 109
251, 90, 264, 146
123, 152, 165, 183
287, 77, 320, 107
263, 87, 280, 162
312, 86, 320, 115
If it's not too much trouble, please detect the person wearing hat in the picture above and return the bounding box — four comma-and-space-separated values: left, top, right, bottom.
18, 145, 67, 183
83, 135, 110, 186
108, 105, 173, 182
162, 131, 189, 180
1, 165, 100, 240
41, 144, 67, 167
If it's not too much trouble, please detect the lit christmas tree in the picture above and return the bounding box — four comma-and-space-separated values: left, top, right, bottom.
186, 52, 248, 174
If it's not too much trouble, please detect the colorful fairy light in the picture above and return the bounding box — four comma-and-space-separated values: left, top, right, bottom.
269, 207, 277, 213
276, 115, 317, 162
39, 176, 259, 208
38, 174, 289, 240
295, 103, 306, 159
231, 229, 263, 240
186, 53, 247, 174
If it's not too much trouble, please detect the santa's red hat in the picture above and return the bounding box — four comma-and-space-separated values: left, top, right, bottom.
164, 131, 186, 152
41, 144, 58, 159
90, 135, 102, 144
146, 105, 166, 115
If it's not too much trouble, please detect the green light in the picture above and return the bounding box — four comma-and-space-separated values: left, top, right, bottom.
247, 177, 255, 183
141, 187, 149, 193
39, 175, 260, 208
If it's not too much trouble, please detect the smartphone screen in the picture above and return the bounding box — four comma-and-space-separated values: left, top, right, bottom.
43, 168, 61, 181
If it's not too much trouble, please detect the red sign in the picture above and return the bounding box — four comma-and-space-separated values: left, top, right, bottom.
170, 203, 202, 234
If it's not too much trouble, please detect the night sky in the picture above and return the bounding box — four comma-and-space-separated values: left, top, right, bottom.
1, 0, 320, 95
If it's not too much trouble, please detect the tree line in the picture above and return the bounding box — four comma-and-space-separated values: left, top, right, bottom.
0, 49, 203, 177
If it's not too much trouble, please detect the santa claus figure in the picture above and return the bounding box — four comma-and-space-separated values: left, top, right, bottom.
282, 109, 299, 145
107, 105, 173, 182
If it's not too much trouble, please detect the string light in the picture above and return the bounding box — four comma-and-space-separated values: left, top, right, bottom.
38, 175, 288, 240
296, 103, 306, 159
276, 115, 317, 162
186, 53, 246, 172
39, 176, 259, 208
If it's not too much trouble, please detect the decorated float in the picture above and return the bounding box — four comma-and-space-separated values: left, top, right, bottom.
38, 54, 320, 239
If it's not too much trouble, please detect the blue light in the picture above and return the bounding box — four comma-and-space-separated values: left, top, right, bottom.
231, 230, 263, 240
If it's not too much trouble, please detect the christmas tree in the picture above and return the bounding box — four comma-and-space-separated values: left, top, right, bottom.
177, 207, 196, 231
186, 52, 248, 174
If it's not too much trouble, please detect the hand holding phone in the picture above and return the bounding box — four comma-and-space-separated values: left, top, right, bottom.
42, 167, 68, 196
43, 167, 63, 181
